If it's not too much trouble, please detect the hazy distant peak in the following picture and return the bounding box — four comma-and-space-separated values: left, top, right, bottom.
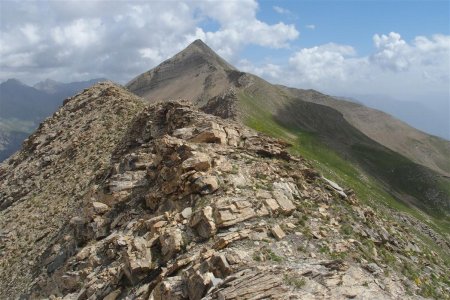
1, 78, 27, 87
33, 78, 63, 94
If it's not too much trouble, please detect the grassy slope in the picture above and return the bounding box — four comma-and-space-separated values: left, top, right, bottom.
238, 91, 450, 237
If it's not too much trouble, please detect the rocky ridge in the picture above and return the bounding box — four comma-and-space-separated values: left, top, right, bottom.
0, 82, 449, 299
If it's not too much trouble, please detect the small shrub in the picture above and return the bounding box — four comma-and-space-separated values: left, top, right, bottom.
284, 274, 306, 289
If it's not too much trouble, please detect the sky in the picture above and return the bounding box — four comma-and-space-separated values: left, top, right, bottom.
0, 0, 449, 105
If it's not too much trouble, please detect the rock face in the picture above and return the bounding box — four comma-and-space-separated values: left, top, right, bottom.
0, 83, 449, 299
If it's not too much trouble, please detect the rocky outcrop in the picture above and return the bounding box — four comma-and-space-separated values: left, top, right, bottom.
0, 83, 448, 299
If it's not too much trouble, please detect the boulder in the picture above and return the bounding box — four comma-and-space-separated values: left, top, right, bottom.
215, 201, 256, 227
92, 202, 109, 214
192, 175, 219, 195
272, 191, 296, 215
186, 271, 215, 300
182, 152, 211, 172
123, 237, 152, 284
190, 122, 227, 144
160, 228, 184, 260
150, 276, 184, 300
270, 224, 286, 240
190, 206, 217, 238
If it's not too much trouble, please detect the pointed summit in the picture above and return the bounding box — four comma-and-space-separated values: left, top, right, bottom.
126, 40, 236, 102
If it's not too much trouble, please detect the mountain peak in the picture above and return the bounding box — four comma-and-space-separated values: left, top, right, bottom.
169, 39, 236, 71
126, 40, 236, 99
185, 39, 216, 55
33, 78, 62, 93
1, 78, 27, 87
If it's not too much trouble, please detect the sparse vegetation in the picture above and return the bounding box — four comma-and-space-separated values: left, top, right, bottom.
283, 274, 306, 289
253, 247, 283, 262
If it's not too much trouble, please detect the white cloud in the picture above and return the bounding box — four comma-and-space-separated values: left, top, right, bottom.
306, 24, 316, 30
0, 0, 299, 84
289, 43, 357, 82
273, 6, 290, 15
282, 32, 450, 98
238, 59, 282, 79
371, 32, 410, 71
192, 1, 299, 59
246, 32, 449, 100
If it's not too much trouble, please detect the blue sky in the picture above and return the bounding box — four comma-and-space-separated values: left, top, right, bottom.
240, 0, 450, 62
1, 0, 449, 105
262, 1, 449, 48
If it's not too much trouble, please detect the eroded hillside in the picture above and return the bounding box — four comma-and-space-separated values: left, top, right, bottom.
1, 83, 449, 299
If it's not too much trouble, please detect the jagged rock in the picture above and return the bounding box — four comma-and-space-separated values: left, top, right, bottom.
190, 122, 227, 144
189, 206, 217, 239
107, 171, 147, 193
104, 289, 121, 300
91, 216, 109, 239
123, 237, 152, 283
1, 82, 446, 300
215, 201, 256, 227
364, 263, 383, 275
204, 269, 287, 300
181, 207, 193, 219
322, 176, 347, 198
213, 229, 250, 250
210, 254, 232, 278
182, 152, 211, 172
271, 224, 286, 240
150, 276, 184, 300
192, 175, 219, 194
160, 228, 184, 260
272, 190, 296, 215
186, 271, 215, 300
92, 201, 109, 214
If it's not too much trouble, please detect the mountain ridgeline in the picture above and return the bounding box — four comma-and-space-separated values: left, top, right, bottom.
0, 78, 105, 161
127, 39, 450, 219
1, 40, 449, 299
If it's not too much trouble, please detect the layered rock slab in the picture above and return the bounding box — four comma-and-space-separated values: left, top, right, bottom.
0, 83, 448, 299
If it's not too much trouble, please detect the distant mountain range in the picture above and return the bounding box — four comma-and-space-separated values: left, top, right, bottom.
341, 94, 449, 140
0, 78, 105, 161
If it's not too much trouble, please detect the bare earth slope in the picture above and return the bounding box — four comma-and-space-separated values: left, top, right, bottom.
0, 82, 145, 297
280, 87, 450, 177
1, 84, 449, 298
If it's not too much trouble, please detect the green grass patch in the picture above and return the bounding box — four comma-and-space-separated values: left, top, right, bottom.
238, 91, 449, 237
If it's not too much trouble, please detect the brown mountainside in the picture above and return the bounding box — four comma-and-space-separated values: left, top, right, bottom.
1, 82, 449, 299
127, 40, 450, 178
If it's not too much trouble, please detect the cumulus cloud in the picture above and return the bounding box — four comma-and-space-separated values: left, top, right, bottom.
289, 43, 357, 82
192, 1, 299, 58
371, 32, 410, 71
245, 32, 449, 99
0, 0, 299, 84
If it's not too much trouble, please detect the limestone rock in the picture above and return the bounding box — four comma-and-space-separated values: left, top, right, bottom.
271, 224, 286, 240
215, 201, 256, 227
182, 152, 211, 172
189, 206, 216, 239
272, 190, 296, 215
192, 175, 219, 194
160, 228, 184, 260
190, 122, 227, 144
123, 237, 152, 283
92, 201, 109, 214
150, 276, 184, 300
181, 207, 193, 219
